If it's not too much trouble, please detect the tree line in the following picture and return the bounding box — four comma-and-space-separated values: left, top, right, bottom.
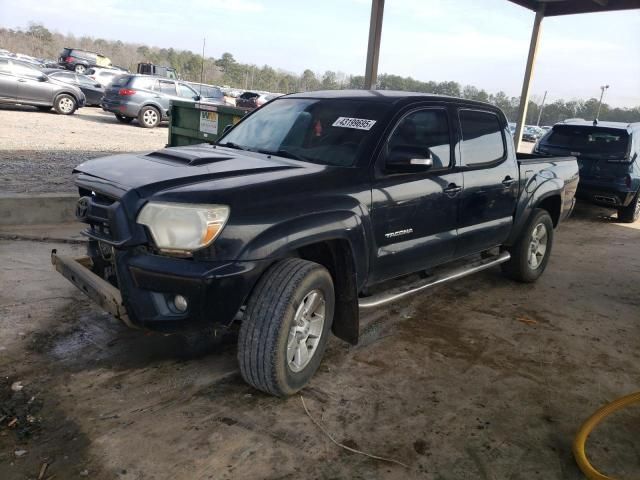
1, 23, 638, 125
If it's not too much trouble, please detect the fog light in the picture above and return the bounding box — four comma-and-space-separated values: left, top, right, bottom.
173, 295, 188, 313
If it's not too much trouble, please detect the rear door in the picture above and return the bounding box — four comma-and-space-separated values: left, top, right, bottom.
370, 105, 462, 282
454, 108, 518, 257
0, 58, 17, 101
156, 80, 179, 113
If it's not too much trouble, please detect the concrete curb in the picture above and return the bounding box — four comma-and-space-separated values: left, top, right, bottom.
0, 193, 77, 226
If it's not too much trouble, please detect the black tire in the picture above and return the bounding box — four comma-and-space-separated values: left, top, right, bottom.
115, 114, 134, 124
36, 106, 51, 112
501, 209, 554, 283
617, 190, 640, 223
238, 258, 335, 397
74, 64, 87, 74
138, 106, 161, 128
53, 94, 77, 115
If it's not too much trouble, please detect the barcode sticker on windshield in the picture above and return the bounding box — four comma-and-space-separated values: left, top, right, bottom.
332, 117, 377, 130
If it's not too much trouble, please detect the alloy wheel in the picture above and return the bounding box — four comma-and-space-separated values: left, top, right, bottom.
528, 223, 548, 269
287, 289, 325, 373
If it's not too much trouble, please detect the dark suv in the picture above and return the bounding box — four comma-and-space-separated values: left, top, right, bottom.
535, 120, 640, 222
101, 74, 200, 128
59, 48, 112, 74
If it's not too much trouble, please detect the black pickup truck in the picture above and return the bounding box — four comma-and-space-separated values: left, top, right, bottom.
53, 91, 579, 396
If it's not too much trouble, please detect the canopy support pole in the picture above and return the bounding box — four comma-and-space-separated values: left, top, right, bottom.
364, 0, 385, 90
514, 4, 545, 151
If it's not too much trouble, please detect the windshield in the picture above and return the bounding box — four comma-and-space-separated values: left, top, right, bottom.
218, 98, 390, 166
543, 126, 630, 157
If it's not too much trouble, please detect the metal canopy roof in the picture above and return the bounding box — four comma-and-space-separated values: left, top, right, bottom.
508, 0, 640, 16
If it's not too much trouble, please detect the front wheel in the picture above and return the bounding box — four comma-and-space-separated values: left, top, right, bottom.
238, 258, 335, 396
53, 94, 77, 115
501, 209, 554, 283
617, 191, 640, 223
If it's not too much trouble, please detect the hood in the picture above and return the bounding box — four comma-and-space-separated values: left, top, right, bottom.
73, 144, 311, 196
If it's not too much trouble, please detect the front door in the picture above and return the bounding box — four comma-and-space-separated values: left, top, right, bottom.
454, 108, 519, 257
12, 61, 54, 104
370, 106, 462, 283
0, 58, 17, 101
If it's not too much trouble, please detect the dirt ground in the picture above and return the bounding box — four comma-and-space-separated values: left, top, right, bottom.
0, 202, 638, 480
0, 105, 167, 194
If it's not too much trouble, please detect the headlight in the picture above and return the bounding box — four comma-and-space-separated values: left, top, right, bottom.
137, 202, 229, 253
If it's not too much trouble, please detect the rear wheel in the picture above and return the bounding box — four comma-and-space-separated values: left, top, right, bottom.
238, 258, 334, 396
115, 114, 134, 124
501, 209, 554, 283
53, 94, 77, 115
617, 191, 640, 223
74, 64, 87, 74
138, 106, 160, 128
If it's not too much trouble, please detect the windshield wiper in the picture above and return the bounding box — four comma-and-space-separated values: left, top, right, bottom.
218, 142, 247, 151
255, 149, 307, 161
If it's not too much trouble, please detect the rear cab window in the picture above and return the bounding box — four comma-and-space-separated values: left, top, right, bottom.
459, 109, 506, 167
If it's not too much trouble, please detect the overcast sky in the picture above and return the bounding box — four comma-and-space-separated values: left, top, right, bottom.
2, 0, 639, 107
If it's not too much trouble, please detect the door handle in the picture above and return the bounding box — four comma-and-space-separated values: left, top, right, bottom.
444, 183, 462, 197
18, 79, 27, 82
502, 176, 516, 187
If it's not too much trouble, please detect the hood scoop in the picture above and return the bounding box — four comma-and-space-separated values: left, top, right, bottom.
147, 149, 234, 166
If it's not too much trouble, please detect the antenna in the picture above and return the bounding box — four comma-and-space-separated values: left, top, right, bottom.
199, 37, 206, 97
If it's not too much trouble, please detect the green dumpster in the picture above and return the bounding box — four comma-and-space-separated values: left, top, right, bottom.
168, 100, 248, 147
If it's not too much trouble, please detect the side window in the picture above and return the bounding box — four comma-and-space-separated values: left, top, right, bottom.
11, 63, 42, 79
386, 109, 451, 169
459, 110, 506, 166
158, 80, 177, 96
177, 83, 196, 99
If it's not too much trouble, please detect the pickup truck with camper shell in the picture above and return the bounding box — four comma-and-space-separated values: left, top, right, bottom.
52, 90, 579, 396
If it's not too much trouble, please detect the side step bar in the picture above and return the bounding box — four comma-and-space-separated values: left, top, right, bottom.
358, 251, 511, 309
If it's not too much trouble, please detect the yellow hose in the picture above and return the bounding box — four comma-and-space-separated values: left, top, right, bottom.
573, 391, 640, 480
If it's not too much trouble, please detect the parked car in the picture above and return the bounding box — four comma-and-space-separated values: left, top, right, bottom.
522, 125, 544, 142
186, 82, 228, 105
86, 67, 125, 87
59, 48, 112, 74
54, 91, 578, 396
137, 62, 178, 79
236, 91, 280, 109
534, 120, 640, 222
101, 74, 200, 128
0, 57, 85, 114
43, 69, 105, 106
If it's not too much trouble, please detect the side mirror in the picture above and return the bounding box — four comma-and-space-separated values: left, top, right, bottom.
222, 124, 233, 134
386, 147, 434, 173
38, 75, 48, 82
193, 95, 201, 101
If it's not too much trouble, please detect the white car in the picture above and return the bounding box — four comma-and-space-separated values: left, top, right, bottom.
86, 67, 126, 87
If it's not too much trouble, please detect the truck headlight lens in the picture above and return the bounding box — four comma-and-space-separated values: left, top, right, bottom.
137, 202, 229, 253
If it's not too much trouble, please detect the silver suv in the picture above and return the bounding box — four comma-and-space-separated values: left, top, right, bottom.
0, 57, 85, 114
101, 74, 200, 128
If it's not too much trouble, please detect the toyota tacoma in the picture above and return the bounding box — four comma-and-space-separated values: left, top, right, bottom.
53, 91, 579, 396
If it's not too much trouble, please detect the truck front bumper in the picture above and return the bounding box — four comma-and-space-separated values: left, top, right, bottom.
52, 248, 269, 333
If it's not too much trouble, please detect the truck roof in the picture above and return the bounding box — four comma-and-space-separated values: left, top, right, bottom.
286, 89, 497, 108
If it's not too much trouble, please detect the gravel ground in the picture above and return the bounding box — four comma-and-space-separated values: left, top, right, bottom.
0, 105, 167, 194
0, 203, 638, 479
